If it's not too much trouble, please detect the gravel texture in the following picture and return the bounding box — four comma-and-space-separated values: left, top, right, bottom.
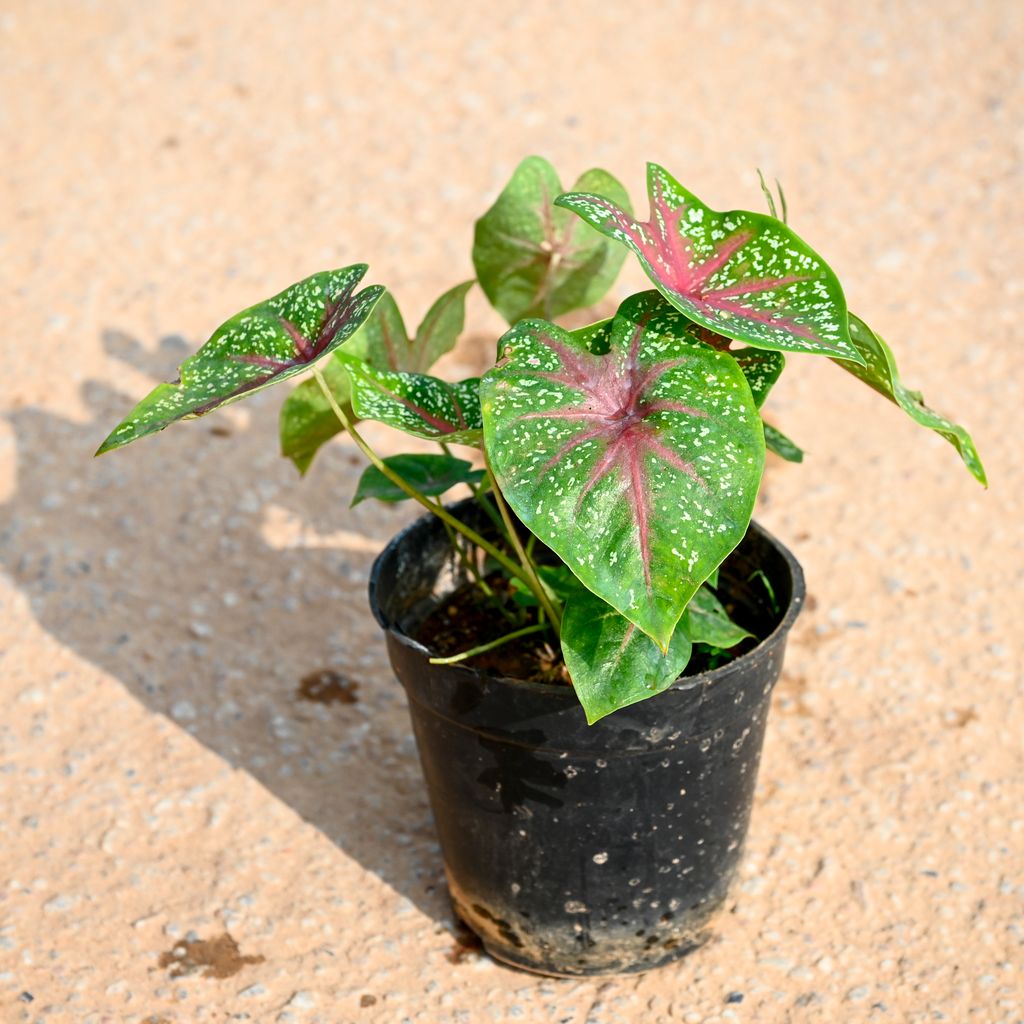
1, 2, 1022, 1021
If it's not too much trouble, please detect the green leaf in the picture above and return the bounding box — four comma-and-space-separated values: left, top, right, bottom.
733, 348, 785, 408
764, 423, 804, 463
508, 563, 580, 608
731, 347, 805, 462
413, 280, 475, 371
338, 354, 483, 445
473, 156, 631, 324
838, 314, 986, 485
278, 354, 354, 475
680, 585, 753, 648
561, 587, 693, 724
279, 282, 473, 472
97, 266, 384, 454
481, 290, 765, 650
351, 453, 484, 506
555, 163, 863, 364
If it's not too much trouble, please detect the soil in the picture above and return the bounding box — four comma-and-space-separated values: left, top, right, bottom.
416, 573, 760, 683
156, 933, 265, 980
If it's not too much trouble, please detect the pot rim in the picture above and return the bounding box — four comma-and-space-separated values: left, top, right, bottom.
368, 500, 805, 700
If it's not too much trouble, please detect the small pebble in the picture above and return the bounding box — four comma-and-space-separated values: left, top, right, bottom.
43, 894, 76, 912
171, 701, 197, 722
238, 983, 267, 998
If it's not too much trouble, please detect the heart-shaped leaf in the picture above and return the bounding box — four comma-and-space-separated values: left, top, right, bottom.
837, 314, 986, 485
279, 282, 473, 473
555, 164, 863, 364
338, 354, 483, 445
481, 291, 765, 649
561, 586, 693, 724
351, 453, 484, 506
97, 266, 383, 455
473, 156, 631, 324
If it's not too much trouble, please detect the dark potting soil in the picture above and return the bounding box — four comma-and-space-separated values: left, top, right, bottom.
416, 573, 760, 685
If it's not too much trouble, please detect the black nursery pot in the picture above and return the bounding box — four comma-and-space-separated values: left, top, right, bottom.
369, 500, 804, 977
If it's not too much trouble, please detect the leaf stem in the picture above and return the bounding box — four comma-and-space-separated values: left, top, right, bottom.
428, 623, 548, 666
484, 459, 563, 633
312, 368, 529, 587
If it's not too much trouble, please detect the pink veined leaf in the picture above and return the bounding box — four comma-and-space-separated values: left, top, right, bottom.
278, 281, 473, 473
97, 266, 383, 454
554, 164, 863, 365
481, 291, 765, 649
336, 353, 483, 445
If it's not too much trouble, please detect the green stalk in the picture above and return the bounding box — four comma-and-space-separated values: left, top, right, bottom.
470, 471, 512, 538
484, 459, 563, 634
428, 623, 548, 666
312, 368, 528, 587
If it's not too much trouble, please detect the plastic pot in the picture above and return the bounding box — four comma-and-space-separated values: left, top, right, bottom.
368, 499, 804, 977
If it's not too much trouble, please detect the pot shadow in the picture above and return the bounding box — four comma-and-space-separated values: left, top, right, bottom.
0, 329, 454, 928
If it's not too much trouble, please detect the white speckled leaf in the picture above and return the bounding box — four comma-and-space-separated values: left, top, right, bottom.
561, 587, 693, 724
98, 266, 383, 454
481, 291, 765, 649
730, 347, 804, 461
838, 314, 986, 485
337, 353, 483, 444
279, 282, 474, 473
473, 156, 631, 323
555, 164, 863, 364
732, 348, 785, 408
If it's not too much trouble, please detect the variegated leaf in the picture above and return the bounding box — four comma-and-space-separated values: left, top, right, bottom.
561, 586, 693, 724
731, 346, 804, 461
473, 156, 631, 324
98, 266, 383, 454
733, 348, 785, 408
838, 314, 986, 485
481, 291, 765, 649
337, 353, 483, 444
555, 164, 863, 363
279, 282, 473, 473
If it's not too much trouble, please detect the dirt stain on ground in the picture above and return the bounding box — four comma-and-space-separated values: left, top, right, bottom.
157, 932, 265, 979
445, 920, 484, 964
297, 668, 359, 705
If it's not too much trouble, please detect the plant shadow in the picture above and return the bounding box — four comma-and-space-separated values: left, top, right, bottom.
0, 329, 454, 929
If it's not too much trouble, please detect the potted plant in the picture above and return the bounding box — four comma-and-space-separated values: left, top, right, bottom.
98, 157, 985, 977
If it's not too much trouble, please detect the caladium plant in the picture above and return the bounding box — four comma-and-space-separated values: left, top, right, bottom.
98, 157, 986, 723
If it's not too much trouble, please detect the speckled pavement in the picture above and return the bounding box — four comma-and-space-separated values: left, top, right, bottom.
1, 2, 1022, 1022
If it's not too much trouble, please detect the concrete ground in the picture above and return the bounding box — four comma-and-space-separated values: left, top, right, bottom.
1, 2, 1021, 1021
